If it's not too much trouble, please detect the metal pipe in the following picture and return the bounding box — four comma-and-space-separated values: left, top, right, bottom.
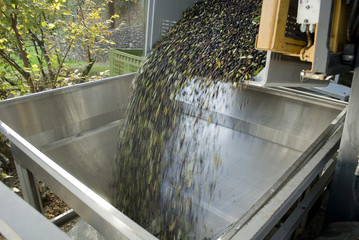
51, 209, 79, 227
300, 29, 314, 61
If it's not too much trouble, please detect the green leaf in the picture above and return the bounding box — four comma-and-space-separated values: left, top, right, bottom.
252, 66, 264, 76
1, 173, 13, 179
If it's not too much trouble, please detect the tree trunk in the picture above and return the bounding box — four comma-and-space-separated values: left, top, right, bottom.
87, 47, 92, 63
10, 13, 36, 93
108, 0, 116, 29
30, 31, 55, 84
53, 38, 75, 88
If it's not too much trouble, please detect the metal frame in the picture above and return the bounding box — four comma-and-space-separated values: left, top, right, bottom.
316, 0, 354, 75
0, 181, 71, 240
311, 0, 334, 74
0, 86, 347, 239
251, 52, 330, 87
220, 108, 345, 239
232, 129, 342, 239
270, 158, 336, 240
0, 121, 157, 240
144, 0, 197, 55
13, 154, 43, 213
312, 0, 352, 75
326, 46, 359, 221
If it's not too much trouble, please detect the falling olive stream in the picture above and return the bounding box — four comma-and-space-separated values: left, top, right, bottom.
113, 0, 266, 239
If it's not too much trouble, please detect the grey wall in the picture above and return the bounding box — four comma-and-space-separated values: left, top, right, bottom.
145, 0, 198, 54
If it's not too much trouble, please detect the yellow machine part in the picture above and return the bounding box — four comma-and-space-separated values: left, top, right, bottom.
330, 0, 351, 53
255, 0, 306, 56
256, 0, 350, 63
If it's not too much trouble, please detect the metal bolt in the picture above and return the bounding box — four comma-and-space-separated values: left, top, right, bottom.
304, 19, 308, 23
306, 5, 310, 9
309, 24, 315, 33
300, 24, 307, 32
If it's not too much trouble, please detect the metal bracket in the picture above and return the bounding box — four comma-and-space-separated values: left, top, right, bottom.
326, 45, 359, 221
0, 181, 71, 240
297, 0, 321, 25
270, 159, 336, 240
12, 145, 43, 213
250, 52, 330, 87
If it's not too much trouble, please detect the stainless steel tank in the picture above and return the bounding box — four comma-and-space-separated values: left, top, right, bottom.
0, 74, 346, 239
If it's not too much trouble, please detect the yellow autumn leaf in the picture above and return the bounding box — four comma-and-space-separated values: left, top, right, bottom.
48, 23, 55, 29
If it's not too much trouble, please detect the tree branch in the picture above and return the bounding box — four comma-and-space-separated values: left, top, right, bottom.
77, 0, 92, 62
1, 76, 17, 87
0, 50, 23, 74
0, 50, 35, 93
29, 30, 55, 83
53, 38, 75, 88
9, 5, 35, 92
10, 14, 30, 69
31, 38, 47, 80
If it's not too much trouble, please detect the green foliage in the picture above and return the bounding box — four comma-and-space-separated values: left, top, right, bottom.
0, 0, 117, 99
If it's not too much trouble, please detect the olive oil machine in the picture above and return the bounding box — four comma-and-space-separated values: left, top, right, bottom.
0, 0, 358, 239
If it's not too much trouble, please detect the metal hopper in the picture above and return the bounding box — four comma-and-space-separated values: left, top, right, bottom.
0, 73, 346, 239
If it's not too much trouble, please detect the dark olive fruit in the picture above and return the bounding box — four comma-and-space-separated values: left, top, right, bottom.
113, 0, 265, 239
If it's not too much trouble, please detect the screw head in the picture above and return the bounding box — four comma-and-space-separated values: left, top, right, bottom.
304, 19, 308, 23
306, 5, 310, 9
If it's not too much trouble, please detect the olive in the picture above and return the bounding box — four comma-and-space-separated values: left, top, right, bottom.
113, 0, 265, 239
